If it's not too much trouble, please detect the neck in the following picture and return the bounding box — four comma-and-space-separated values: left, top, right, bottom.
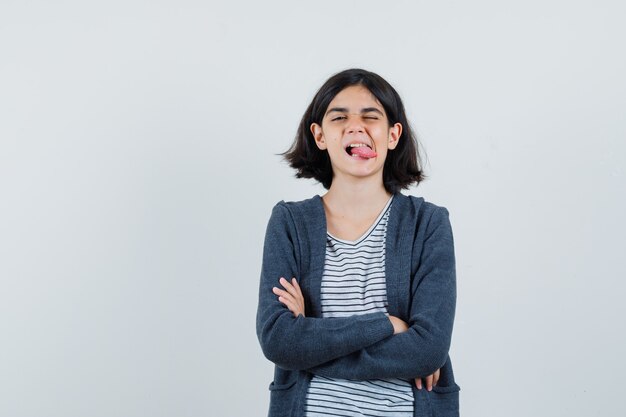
321, 175, 392, 217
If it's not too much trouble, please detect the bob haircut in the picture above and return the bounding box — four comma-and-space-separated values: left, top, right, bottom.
282, 68, 424, 194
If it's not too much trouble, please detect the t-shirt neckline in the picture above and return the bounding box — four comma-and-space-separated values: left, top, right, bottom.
326, 194, 394, 245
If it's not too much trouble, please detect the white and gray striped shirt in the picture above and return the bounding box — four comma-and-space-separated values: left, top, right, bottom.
305, 195, 414, 417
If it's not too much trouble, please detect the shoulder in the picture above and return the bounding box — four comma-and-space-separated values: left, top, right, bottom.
265, 195, 324, 232
270, 195, 323, 220
264, 196, 325, 260
391, 195, 454, 262
392, 193, 453, 247
274, 194, 321, 210
393, 193, 451, 227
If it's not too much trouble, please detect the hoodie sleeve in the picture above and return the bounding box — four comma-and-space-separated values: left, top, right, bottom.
256, 203, 395, 371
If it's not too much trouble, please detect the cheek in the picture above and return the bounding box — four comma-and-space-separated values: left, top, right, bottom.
328, 133, 344, 145
369, 124, 389, 137
326, 126, 343, 138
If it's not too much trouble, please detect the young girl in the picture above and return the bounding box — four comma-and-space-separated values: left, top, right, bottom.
256, 69, 460, 416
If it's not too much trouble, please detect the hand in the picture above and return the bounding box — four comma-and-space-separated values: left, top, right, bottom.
272, 277, 306, 317
415, 368, 440, 391
388, 316, 440, 389
388, 315, 409, 335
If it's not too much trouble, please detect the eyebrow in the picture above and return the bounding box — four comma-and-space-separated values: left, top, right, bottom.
325, 107, 385, 116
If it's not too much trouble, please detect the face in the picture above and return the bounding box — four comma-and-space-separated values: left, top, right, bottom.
310, 85, 402, 184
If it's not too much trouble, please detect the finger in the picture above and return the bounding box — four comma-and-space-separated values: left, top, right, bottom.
279, 277, 299, 298
415, 378, 422, 390
433, 369, 440, 387
291, 278, 304, 297
278, 277, 290, 289
276, 281, 304, 317
285, 277, 303, 300
277, 292, 296, 306
425, 374, 433, 391
277, 295, 293, 309
283, 281, 301, 302
284, 300, 303, 317
272, 287, 293, 301
278, 296, 298, 315
274, 287, 296, 304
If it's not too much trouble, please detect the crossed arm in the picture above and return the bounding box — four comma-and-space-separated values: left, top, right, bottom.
273, 277, 441, 390
256, 203, 456, 389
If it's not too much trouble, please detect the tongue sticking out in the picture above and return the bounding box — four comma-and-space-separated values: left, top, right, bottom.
351, 146, 377, 159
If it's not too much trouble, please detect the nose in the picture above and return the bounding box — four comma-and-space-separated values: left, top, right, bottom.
346, 117, 365, 134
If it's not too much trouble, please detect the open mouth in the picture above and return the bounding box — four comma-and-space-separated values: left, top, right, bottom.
345, 143, 377, 159
346, 143, 369, 155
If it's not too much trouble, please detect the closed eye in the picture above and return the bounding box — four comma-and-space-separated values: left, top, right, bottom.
331, 116, 347, 121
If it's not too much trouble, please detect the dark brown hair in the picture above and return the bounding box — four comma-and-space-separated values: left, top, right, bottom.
282, 68, 425, 193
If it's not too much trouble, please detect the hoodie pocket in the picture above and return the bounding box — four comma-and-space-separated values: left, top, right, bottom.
267, 378, 298, 417
428, 383, 460, 417
268, 379, 297, 391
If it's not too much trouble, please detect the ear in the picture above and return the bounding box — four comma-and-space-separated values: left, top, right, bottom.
310, 123, 327, 150
387, 122, 402, 150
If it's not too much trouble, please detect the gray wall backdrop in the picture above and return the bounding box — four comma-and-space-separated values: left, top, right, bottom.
1, 1, 625, 416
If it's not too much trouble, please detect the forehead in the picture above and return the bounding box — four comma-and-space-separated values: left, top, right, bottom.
326, 85, 384, 111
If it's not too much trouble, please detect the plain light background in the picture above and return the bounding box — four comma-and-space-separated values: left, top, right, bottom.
1, 1, 625, 416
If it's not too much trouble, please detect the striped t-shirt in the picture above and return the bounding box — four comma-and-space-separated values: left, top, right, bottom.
305, 195, 414, 417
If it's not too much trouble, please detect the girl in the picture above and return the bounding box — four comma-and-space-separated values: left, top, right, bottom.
256, 69, 460, 416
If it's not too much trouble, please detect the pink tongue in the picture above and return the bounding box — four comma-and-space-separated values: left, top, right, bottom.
351, 146, 377, 159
